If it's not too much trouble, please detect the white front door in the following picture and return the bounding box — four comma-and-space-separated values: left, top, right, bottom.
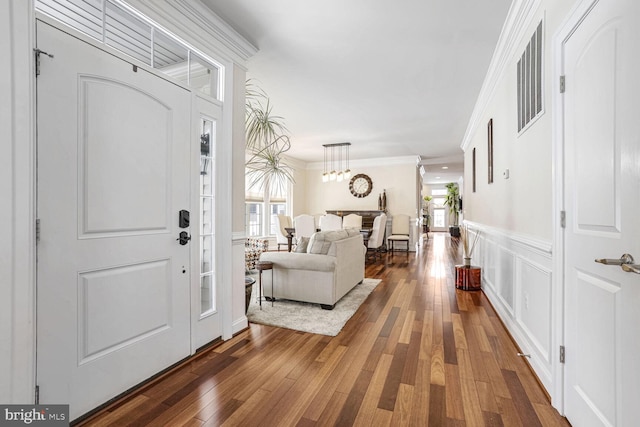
36, 21, 192, 419
563, 0, 640, 425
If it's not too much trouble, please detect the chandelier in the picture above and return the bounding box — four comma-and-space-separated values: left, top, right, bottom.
322, 142, 351, 183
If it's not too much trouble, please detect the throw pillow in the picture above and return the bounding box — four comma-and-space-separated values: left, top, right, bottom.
294, 237, 309, 253
307, 230, 349, 255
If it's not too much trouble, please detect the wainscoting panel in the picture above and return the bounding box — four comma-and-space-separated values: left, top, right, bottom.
497, 246, 516, 313
465, 222, 555, 394
517, 259, 552, 365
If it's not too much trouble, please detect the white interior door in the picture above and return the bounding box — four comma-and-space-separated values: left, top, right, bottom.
563, 0, 640, 425
36, 21, 192, 420
192, 95, 222, 350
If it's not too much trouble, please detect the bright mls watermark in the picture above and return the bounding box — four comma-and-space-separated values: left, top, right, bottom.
1, 405, 69, 426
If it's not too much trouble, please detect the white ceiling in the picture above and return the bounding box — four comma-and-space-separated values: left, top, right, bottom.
201, 0, 512, 183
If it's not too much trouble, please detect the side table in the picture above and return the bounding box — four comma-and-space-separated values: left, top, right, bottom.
256, 261, 274, 308
454, 265, 482, 291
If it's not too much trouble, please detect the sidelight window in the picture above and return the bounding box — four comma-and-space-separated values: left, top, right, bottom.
200, 118, 216, 316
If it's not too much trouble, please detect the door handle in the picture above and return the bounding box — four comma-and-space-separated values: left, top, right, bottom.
595, 253, 634, 265
621, 264, 640, 274
176, 231, 191, 245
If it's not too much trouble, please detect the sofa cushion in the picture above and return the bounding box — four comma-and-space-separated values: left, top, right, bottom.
295, 236, 310, 253
344, 228, 360, 238
307, 229, 349, 255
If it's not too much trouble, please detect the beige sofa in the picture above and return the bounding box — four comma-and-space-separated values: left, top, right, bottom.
259, 229, 366, 309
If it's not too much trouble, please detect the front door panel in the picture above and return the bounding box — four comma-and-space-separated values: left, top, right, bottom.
36, 21, 192, 420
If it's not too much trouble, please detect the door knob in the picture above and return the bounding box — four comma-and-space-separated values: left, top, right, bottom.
176, 231, 191, 245
595, 253, 634, 265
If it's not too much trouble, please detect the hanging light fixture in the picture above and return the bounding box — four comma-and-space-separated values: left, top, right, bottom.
329, 146, 337, 181
321, 142, 351, 183
336, 145, 344, 182
344, 143, 351, 179
322, 145, 329, 182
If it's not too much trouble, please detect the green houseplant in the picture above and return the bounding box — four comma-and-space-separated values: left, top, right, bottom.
422, 195, 432, 232
245, 80, 294, 195
444, 183, 461, 237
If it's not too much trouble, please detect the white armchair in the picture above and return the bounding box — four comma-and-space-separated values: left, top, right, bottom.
274, 214, 292, 251
319, 213, 342, 231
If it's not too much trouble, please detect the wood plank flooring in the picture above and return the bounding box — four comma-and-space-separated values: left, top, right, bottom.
77, 233, 570, 426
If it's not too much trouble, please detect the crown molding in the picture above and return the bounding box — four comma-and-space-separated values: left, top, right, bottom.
122, 0, 258, 66
419, 154, 464, 166
306, 155, 419, 170
460, 0, 543, 152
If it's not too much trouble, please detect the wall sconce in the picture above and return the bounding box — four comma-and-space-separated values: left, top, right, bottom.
200, 133, 210, 175
322, 142, 351, 183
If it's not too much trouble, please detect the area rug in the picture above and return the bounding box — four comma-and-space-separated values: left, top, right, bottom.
247, 278, 381, 336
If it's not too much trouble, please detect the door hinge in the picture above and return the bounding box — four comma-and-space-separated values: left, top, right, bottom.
560, 75, 566, 93
36, 219, 41, 242
34, 48, 54, 77
35, 385, 40, 404
560, 345, 566, 363
560, 211, 566, 228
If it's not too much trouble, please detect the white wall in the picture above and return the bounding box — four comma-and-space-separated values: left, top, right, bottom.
231, 64, 249, 335
463, 0, 575, 240
461, 0, 579, 408
303, 157, 418, 219
0, 0, 36, 405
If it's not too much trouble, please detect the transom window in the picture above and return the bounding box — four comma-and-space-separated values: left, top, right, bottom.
36, 0, 223, 100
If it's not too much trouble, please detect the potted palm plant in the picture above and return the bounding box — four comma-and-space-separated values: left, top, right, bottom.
245, 80, 294, 194
422, 195, 432, 232
444, 183, 461, 237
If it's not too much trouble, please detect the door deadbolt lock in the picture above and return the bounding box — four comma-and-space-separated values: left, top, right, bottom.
177, 231, 191, 245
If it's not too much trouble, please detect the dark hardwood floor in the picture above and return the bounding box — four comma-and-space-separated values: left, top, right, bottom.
78, 232, 570, 426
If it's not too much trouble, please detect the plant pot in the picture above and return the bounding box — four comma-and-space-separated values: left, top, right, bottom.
245, 276, 256, 313
449, 226, 460, 237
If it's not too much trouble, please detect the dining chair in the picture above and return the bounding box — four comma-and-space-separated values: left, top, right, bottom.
387, 214, 410, 252
293, 214, 316, 242
342, 214, 363, 230
319, 213, 342, 231
274, 214, 292, 251
367, 213, 387, 260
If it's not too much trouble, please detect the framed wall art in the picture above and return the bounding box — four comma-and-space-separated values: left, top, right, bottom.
472, 147, 476, 192
488, 118, 494, 184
